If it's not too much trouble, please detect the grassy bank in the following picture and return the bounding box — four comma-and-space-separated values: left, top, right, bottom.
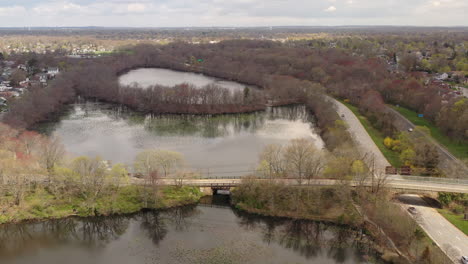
390, 105, 468, 160
0, 185, 202, 225
437, 209, 468, 235
231, 182, 362, 225
340, 101, 402, 167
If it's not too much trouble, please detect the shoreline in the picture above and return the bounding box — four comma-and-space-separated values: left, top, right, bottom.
0, 198, 201, 226
0, 186, 203, 226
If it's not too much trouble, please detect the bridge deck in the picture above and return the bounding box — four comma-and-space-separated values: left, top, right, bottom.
131, 176, 468, 193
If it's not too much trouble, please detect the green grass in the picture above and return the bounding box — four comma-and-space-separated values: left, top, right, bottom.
0, 185, 202, 224
437, 209, 468, 235
340, 101, 402, 167
390, 105, 468, 160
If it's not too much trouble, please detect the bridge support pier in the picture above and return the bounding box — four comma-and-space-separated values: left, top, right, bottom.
199, 187, 213, 196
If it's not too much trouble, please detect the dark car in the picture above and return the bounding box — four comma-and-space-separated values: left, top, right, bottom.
461, 256, 468, 264
407, 207, 418, 214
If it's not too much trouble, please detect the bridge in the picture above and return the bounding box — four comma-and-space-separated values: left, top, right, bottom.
132, 175, 468, 194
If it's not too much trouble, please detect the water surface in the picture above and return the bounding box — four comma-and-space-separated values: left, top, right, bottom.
0, 198, 376, 264
37, 102, 324, 176
119, 68, 256, 92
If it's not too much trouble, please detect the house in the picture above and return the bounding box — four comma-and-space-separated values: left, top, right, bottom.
435, 73, 449, 81
37, 73, 48, 83
47, 67, 59, 76
0, 86, 9, 92
17, 64, 28, 71
2, 61, 15, 67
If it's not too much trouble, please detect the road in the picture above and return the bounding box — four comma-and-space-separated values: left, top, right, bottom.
398, 194, 468, 263
330, 98, 391, 174
131, 176, 468, 193
387, 106, 468, 175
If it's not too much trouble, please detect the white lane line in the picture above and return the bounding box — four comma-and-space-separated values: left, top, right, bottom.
455, 236, 461, 241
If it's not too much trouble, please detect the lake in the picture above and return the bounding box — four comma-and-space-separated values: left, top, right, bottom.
119, 68, 257, 92
0, 197, 377, 264
37, 101, 323, 176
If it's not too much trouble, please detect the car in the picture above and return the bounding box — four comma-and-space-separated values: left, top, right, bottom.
408, 128, 413, 132
407, 207, 418, 214
462, 256, 468, 264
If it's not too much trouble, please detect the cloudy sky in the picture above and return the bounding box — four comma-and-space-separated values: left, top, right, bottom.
0, 0, 467, 27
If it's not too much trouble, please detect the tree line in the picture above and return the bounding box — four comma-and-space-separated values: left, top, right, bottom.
5, 39, 466, 144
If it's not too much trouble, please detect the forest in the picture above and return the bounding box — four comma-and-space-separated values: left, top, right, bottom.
4, 39, 467, 146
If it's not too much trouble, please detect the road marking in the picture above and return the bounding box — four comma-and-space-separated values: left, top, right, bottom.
438, 231, 442, 235
455, 236, 461, 241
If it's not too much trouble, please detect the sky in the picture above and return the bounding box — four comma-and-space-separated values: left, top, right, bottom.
0, 0, 467, 27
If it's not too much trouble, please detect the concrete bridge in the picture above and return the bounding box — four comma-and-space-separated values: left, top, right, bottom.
133, 175, 468, 194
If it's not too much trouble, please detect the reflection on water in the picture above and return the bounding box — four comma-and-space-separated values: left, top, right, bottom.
36, 101, 324, 176
119, 68, 258, 92
0, 201, 378, 264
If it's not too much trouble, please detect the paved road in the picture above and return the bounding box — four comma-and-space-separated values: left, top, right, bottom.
398, 194, 468, 263
330, 98, 390, 174
387, 107, 468, 176
131, 177, 468, 193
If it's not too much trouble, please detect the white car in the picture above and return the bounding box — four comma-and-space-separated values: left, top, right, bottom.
462, 256, 468, 264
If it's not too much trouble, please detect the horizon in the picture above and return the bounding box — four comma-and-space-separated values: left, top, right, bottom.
1, 0, 467, 28
0, 25, 468, 30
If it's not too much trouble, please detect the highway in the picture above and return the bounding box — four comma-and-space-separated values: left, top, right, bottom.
399, 194, 468, 263
387, 106, 468, 175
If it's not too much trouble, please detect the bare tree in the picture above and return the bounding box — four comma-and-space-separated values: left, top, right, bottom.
258, 144, 284, 180
39, 136, 65, 180
283, 138, 325, 185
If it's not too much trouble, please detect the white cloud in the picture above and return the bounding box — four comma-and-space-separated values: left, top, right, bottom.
324, 5, 336, 12
32, 2, 87, 15
0, 5, 27, 16
127, 3, 147, 13
0, 0, 467, 27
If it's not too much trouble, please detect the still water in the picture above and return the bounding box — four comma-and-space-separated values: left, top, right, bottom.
37, 102, 323, 176
0, 197, 376, 264
119, 68, 257, 92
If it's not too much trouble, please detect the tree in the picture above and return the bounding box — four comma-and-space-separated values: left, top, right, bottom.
283, 138, 326, 185
258, 144, 284, 179
9, 69, 27, 86
70, 156, 108, 205
134, 149, 184, 178
39, 136, 65, 179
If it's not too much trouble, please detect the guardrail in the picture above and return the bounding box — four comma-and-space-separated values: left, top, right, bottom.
154, 175, 468, 185
395, 175, 468, 185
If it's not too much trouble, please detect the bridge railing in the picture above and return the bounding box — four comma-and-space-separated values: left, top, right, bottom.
394, 175, 468, 185
174, 175, 468, 186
